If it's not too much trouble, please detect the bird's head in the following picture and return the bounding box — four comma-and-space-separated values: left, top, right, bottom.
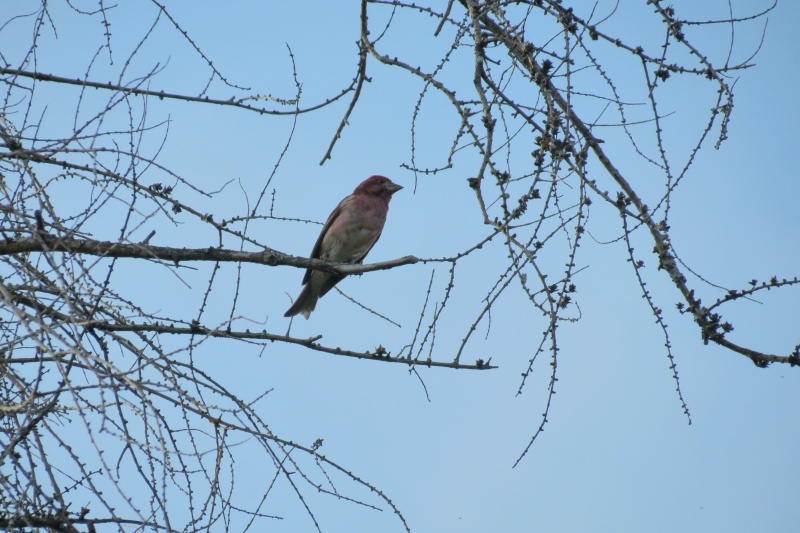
354, 175, 403, 198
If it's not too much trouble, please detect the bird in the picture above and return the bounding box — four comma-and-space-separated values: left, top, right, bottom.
284, 175, 403, 319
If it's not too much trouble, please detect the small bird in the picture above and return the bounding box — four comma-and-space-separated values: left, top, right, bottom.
284, 175, 403, 319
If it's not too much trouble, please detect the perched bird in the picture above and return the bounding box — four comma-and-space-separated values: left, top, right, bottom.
284, 175, 403, 319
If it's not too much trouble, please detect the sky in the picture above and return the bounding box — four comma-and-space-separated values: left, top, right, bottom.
2, 1, 799, 532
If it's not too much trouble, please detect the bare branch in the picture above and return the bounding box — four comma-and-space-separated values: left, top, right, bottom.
0, 233, 419, 275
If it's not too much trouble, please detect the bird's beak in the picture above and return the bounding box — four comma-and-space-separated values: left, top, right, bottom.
386, 182, 403, 195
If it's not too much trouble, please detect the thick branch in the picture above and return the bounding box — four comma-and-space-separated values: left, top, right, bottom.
0, 233, 418, 275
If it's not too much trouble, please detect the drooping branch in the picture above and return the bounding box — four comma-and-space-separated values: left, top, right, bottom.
469, 2, 798, 369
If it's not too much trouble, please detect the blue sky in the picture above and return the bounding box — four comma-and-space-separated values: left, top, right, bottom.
2, 1, 799, 531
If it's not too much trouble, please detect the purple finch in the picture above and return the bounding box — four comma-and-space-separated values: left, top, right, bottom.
284, 175, 403, 319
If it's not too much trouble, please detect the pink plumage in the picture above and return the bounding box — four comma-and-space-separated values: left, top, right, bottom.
284, 175, 403, 319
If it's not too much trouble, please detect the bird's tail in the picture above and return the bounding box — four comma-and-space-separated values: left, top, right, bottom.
284, 284, 318, 319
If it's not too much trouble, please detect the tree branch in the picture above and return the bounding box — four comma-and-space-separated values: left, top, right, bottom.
473, 5, 799, 369
0, 233, 418, 275
0, 66, 360, 116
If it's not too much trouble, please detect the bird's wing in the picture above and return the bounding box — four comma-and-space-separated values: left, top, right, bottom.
301, 194, 352, 285
316, 228, 382, 296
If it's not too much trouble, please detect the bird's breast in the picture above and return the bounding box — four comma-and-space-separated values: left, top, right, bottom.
320, 205, 386, 263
